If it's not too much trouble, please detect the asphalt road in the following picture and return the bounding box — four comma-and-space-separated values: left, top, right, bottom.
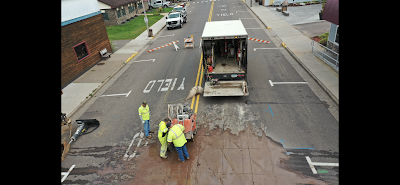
62, 0, 338, 184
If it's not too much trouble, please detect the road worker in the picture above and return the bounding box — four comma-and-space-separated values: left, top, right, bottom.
158, 118, 171, 159
138, 101, 153, 139
167, 123, 189, 162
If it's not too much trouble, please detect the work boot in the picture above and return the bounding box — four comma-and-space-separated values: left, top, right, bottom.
178, 158, 185, 162
149, 131, 154, 133
147, 136, 152, 139
186, 157, 189, 160
161, 156, 168, 159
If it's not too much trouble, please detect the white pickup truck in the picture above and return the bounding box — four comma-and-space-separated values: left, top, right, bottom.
150, 0, 173, 9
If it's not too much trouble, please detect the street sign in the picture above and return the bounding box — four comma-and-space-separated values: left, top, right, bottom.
144, 17, 148, 23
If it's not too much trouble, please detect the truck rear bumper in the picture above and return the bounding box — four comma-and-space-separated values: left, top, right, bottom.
203, 80, 249, 97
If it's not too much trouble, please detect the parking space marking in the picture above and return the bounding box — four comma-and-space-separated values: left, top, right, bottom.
61, 164, 76, 182
100, 90, 131, 97
269, 80, 308, 86
306, 156, 339, 174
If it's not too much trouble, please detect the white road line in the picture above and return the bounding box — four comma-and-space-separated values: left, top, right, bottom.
245, 28, 262, 29
269, 80, 274, 87
269, 80, 308, 86
254, 48, 283, 51
305, 156, 339, 174
312, 162, 339, 167
126, 90, 131, 97
236, 11, 247, 13
133, 59, 155, 62
305, 156, 317, 174
239, 18, 254, 19
123, 132, 140, 161
127, 138, 143, 161
61, 164, 76, 182
100, 92, 130, 97
159, 34, 174, 37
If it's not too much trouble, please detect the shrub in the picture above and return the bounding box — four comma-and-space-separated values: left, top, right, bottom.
318, 32, 329, 40
319, 37, 328, 45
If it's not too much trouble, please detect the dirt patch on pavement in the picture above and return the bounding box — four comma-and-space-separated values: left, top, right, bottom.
129, 125, 328, 184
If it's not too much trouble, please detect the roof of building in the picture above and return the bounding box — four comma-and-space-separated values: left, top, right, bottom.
98, 0, 138, 8
322, 0, 338, 25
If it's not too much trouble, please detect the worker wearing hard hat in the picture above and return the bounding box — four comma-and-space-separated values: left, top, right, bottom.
139, 101, 153, 139
158, 118, 171, 159
167, 123, 189, 162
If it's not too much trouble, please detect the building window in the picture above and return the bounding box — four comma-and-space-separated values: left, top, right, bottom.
102, 12, 109, 20
73, 41, 89, 62
138, 2, 143, 9
117, 9, 121, 18
335, 27, 339, 44
122, 7, 126, 16
131, 3, 135, 12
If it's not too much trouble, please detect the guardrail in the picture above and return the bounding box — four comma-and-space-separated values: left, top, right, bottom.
311, 40, 339, 72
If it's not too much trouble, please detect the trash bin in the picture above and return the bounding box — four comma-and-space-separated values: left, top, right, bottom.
148, 29, 153, 37
282, 5, 287, 12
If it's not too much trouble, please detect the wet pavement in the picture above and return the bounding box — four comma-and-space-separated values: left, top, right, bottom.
62, 124, 335, 184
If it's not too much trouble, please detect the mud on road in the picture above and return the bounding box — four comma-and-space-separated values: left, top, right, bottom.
62, 125, 329, 184
130, 124, 328, 185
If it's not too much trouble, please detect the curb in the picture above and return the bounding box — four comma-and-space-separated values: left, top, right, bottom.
66, 16, 167, 119
242, 1, 338, 106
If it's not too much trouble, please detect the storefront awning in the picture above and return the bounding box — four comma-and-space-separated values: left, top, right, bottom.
322, 0, 339, 25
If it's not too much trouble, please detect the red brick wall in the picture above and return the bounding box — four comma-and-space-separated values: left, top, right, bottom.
61, 14, 111, 88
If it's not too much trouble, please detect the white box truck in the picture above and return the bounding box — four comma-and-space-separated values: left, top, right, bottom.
201, 20, 249, 97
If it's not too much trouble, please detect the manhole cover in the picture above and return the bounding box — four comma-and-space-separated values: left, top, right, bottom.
97, 63, 105, 65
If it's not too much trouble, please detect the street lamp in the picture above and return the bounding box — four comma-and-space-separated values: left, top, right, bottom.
142, 0, 150, 36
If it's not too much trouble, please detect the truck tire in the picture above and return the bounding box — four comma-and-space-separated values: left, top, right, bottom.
180, 21, 182, 28
164, 5, 168, 8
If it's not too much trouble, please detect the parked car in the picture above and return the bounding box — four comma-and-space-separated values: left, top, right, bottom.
166, 12, 184, 30
150, 0, 173, 9
171, 6, 187, 23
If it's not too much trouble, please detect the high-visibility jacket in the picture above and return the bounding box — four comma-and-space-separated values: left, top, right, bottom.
138, 105, 150, 120
158, 121, 168, 139
167, 124, 187, 147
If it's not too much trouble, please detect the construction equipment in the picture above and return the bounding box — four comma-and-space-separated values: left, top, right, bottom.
62, 119, 100, 161
167, 103, 197, 140
201, 20, 249, 97
69, 119, 100, 144
167, 103, 197, 152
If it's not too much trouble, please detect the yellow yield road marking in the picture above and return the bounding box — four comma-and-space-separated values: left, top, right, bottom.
191, 1, 214, 113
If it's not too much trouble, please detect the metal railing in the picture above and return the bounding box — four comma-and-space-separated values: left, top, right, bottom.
311, 40, 339, 72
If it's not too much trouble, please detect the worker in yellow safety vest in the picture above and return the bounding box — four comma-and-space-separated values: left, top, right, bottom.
158, 118, 171, 159
138, 101, 153, 139
167, 123, 189, 162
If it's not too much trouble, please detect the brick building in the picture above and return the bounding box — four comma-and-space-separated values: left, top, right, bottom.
61, 0, 112, 88
98, 0, 150, 26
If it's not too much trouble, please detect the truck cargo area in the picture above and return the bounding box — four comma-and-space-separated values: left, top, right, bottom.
201, 20, 249, 97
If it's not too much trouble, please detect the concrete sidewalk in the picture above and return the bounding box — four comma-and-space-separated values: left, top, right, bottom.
62, 14, 168, 118
245, 1, 338, 104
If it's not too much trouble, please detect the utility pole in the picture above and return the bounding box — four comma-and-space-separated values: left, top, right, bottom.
143, 0, 149, 36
